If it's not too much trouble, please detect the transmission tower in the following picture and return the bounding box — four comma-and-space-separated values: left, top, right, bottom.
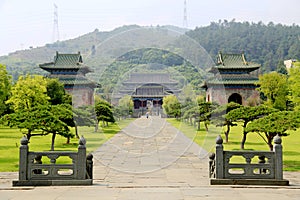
52, 3, 60, 42
183, 0, 188, 28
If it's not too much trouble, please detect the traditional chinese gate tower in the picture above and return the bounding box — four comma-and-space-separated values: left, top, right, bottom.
39, 51, 96, 107
203, 52, 260, 105
117, 72, 180, 117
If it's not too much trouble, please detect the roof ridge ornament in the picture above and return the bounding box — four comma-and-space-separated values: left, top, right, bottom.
241, 52, 248, 65
218, 52, 224, 66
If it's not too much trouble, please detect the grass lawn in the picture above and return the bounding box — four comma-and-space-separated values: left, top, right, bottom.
167, 118, 300, 171
0, 119, 133, 172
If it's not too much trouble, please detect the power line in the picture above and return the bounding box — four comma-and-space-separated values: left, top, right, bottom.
52, 3, 60, 42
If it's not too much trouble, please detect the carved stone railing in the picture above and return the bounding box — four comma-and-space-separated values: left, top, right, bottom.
209, 135, 289, 185
13, 136, 93, 186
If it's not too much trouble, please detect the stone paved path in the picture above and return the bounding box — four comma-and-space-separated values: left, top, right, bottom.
1, 116, 300, 200
92, 116, 209, 187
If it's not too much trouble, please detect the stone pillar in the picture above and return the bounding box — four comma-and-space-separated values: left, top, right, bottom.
19, 137, 28, 180
215, 135, 224, 179
273, 134, 283, 180
209, 153, 216, 178
86, 153, 93, 179
77, 136, 86, 179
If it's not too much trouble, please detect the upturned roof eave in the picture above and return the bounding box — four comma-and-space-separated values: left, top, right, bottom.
208, 65, 260, 73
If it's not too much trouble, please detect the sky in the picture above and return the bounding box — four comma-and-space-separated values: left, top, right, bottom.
0, 0, 300, 56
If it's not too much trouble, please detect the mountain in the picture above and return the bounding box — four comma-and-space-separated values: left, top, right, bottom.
187, 20, 300, 73
1, 21, 300, 83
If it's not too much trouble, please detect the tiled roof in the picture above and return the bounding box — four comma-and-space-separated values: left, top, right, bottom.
49, 74, 97, 86
124, 73, 177, 83
54, 52, 82, 67
204, 74, 259, 85
209, 52, 260, 73
39, 51, 92, 73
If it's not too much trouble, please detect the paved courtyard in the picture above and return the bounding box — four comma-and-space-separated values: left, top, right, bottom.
1, 116, 300, 199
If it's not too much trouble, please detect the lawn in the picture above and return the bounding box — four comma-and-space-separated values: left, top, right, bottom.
167, 118, 300, 171
0, 119, 133, 172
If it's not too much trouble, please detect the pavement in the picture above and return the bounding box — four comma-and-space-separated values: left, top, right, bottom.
1, 116, 300, 200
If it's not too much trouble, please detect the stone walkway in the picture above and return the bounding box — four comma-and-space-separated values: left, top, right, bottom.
1, 116, 300, 200
92, 116, 209, 188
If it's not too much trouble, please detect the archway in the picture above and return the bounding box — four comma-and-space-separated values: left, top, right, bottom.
228, 93, 242, 105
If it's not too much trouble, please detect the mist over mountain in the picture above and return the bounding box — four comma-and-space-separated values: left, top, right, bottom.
1, 21, 299, 83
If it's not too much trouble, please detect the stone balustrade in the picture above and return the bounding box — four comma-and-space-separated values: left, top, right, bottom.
13, 136, 93, 186
209, 135, 289, 185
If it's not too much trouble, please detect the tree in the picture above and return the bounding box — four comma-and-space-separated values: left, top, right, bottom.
2, 75, 76, 148
0, 64, 11, 116
95, 99, 115, 127
1, 108, 46, 141
211, 102, 241, 143
276, 60, 288, 75
196, 101, 218, 131
162, 95, 181, 119
2, 75, 51, 141
181, 97, 198, 126
117, 95, 133, 118
1, 104, 74, 150
73, 105, 97, 137
288, 65, 300, 111
39, 104, 74, 150
6, 75, 50, 112
246, 111, 300, 151
226, 105, 275, 149
178, 84, 197, 102
46, 78, 71, 105
256, 72, 288, 110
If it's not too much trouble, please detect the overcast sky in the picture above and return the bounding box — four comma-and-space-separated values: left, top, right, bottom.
0, 0, 300, 56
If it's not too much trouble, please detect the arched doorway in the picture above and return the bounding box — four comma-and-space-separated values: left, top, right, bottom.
228, 93, 242, 105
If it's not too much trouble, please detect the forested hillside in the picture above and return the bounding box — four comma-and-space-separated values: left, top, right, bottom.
1, 21, 300, 82
187, 20, 300, 72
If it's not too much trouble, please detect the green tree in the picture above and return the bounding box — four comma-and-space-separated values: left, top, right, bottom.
1, 108, 46, 141
162, 95, 181, 119
211, 102, 241, 143
2, 74, 51, 141
226, 105, 275, 149
288, 65, 300, 111
73, 105, 97, 136
117, 95, 133, 118
178, 84, 196, 102
276, 60, 288, 75
39, 104, 74, 150
246, 111, 300, 151
2, 75, 76, 148
196, 101, 218, 131
95, 99, 115, 127
181, 97, 198, 126
46, 78, 71, 105
0, 64, 11, 116
1, 104, 74, 150
6, 75, 49, 112
256, 72, 288, 110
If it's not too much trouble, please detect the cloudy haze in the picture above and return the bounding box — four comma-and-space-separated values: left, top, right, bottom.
0, 0, 300, 56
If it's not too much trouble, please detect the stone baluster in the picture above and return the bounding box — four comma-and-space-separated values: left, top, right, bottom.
78, 136, 86, 179
209, 153, 216, 178
33, 155, 42, 174
273, 134, 283, 180
86, 153, 93, 179
215, 135, 224, 179
19, 137, 29, 180
258, 155, 266, 174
